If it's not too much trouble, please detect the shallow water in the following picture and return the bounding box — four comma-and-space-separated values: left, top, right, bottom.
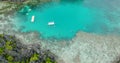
14, 1, 120, 39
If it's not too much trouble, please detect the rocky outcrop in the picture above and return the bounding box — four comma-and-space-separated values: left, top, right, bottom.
0, 0, 51, 14
1, 0, 25, 2
0, 34, 57, 63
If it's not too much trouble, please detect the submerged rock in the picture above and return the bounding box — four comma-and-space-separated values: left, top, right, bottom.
0, 34, 57, 63
1, 0, 25, 2
0, 0, 51, 15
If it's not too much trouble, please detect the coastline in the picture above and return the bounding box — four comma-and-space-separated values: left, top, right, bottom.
0, 0, 120, 63
0, 0, 53, 15
41, 32, 120, 63
0, 14, 120, 63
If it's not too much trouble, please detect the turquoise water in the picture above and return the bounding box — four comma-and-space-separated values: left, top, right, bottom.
15, 2, 113, 39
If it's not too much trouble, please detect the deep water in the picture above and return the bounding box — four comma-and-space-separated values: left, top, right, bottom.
14, 1, 120, 39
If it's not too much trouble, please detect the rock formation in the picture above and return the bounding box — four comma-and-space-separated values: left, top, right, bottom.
0, 34, 57, 63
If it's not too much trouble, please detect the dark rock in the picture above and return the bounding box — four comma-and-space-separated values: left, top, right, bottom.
0, 34, 57, 63
0, 43, 3, 47
1, 0, 25, 2
0, 38, 6, 46
0, 56, 8, 63
5, 50, 19, 57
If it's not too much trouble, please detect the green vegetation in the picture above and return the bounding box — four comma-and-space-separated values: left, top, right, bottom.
0, 34, 4, 38
0, 47, 4, 55
6, 55, 14, 61
21, 60, 26, 63
5, 41, 13, 50
46, 57, 53, 63
0, 34, 57, 63
45, 57, 57, 63
30, 53, 39, 61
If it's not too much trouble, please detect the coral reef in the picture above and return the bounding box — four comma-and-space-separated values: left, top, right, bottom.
0, 34, 57, 63
1, 0, 25, 2
0, 0, 51, 14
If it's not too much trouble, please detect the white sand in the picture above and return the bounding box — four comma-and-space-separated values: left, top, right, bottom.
40, 32, 120, 63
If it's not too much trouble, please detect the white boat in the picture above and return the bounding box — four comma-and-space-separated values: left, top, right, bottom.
28, 9, 32, 12
31, 16, 35, 22
48, 21, 55, 26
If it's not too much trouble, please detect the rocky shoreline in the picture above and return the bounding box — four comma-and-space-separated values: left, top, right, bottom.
0, 34, 57, 63
0, 0, 52, 15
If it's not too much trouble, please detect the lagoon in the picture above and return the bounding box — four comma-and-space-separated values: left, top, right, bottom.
15, 1, 115, 39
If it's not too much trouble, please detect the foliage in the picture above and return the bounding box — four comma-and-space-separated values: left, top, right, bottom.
6, 55, 14, 61
0, 34, 57, 63
46, 57, 53, 63
21, 60, 25, 63
0, 47, 4, 55
30, 53, 39, 61
0, 34, 4, 38
5, 41, 13, 50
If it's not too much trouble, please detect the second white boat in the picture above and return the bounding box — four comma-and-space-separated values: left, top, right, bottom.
48, 21, 55, 26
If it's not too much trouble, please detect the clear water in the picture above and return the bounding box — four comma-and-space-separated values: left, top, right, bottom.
15, 2, 115, 39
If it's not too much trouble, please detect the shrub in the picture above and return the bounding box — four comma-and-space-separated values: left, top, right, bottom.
6, 55, 14, 61
0, 47, 4, 55
5, 41, 13, 50
30, 53, 39, 61
46, 57, 53, 63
